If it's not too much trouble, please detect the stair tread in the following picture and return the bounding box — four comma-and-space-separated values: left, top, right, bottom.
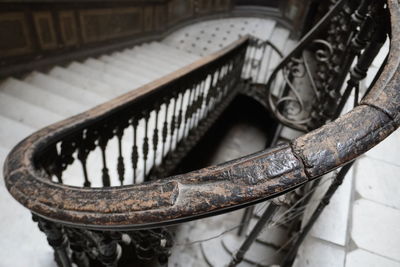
98, 55, 159, 80
67, 62, 134, 91
112, 52, 168, 75
0, 92, 63, 129
0, 78, 86, 117
84, 58, 150, 84
0, 115, 35, 149
270, 26, 291, 51
25, 71, 107, 107
122, 48, 182, 72
48, 66, 118, 98
128, 45, 186, 68
149, 42, 201, 61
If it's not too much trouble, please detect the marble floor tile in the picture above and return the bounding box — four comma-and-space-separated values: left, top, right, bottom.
356, 156, 400, 210
351, 199, 400, 262
346, 249, 400, 267
293, 236, 345, 267
365, 129, 400, 167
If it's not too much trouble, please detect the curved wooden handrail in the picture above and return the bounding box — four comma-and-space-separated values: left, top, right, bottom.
4, 0, 400, 230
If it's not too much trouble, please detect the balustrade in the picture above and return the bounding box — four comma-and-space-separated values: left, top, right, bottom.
3, 0, 399, 266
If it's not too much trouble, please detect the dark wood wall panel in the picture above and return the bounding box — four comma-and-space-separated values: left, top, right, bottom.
168, 0, 194, 25
0, 0, 236, 68
33, 11, 58, 50
0, 0, 313, 78
196, 0, 231, 14
0, 12, 32, 56
80, 8, 143, 43
59, 11, 79, 47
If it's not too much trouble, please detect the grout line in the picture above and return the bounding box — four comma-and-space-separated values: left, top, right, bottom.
356, 247, 400, 264
308, 235, 346, 250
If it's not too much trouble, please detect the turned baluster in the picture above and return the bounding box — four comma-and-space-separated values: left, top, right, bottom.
99, 124, 113, 187
142, 112, 150, 181
152, 104, 160, 167
131, 118, 139, 184
168, 92, 178, 153
161, 98, 170, 158
33, 215, 72, 267
116, 123, 127, 186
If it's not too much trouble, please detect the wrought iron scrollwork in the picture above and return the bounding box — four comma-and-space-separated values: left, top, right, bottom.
265, 0, 384, 131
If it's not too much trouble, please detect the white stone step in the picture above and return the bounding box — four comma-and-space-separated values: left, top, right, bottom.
67, 62, 132, 91
266, 26, 290, 78
111, 52, 167, 76
0, 78, 86, 117
84, 58, 149, 85
25, 71, 107, 107
48, 66, 118, 99
0, 146, 8, 160
130, 44, 188, 68
0, 92, 62, 129
123, 45, 181, 68
0, 115, 35, 149
98, 55, 157, 81
122, 48, 181, 73
247, 25, 280, 83
294, 235, 346, 267
149, 42, 200, 62
132, 46, 189, 69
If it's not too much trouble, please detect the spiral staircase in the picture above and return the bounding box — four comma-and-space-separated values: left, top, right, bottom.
2, 0, 400, 267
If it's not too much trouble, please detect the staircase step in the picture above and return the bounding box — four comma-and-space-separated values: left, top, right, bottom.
48, 66, 118, 99
67, 62, 132, 91
0, 78, 86, 117
248, 23, 280, 83
25, 71, 107, 107
0, 92, 62, 129
0, 115, 35, 149
0, 146, 8, 160
268, 26, 290, 67
129, 44, 187, 68
84, 58, 149, 85
149, 42, 200, 62
98, 55, 157, 81
122, 48, 181, 73
112, 52, 167, 76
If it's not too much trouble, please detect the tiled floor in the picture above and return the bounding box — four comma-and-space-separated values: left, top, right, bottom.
294, 129, 400, 267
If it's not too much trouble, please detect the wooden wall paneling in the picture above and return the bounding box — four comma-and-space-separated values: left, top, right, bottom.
79, 7, 143, 43
168, 0, 194, 26
59, 11, 79, 47
33, 11, 58, 50
0, 12, 33, 58
143, 6, 154, 32
154, 4, 167, 32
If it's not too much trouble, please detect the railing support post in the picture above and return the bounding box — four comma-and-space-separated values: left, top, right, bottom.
32, 214, 72, 267
281, 162, 354, 267
228, 203, 279, 267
